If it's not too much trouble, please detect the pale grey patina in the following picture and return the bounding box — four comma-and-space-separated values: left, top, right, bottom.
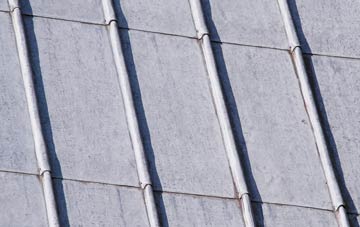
0, 0, 359, 226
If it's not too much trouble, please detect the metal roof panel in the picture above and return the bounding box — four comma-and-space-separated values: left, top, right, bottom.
156, 192, 245, 227
253, 202, 338, 226
121, 30, 236, 197
114, 0, 196, 37
289, 0, 360, 58
0, 172, 48, 226
54, 179, 150, 226
214, 42, 332, 209
20, 0, 105, 24
24, 16, 139, 186
202, 0, 288, 49
0, 12, 38, 174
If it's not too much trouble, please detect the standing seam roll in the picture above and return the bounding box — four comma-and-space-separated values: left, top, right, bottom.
101, 0, 160, 226
8, 0, 60, 226
188, 0, 255, 226
277, 0, 350, 226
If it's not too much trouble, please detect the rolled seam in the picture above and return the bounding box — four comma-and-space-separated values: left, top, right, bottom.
101, 0, 159, 226
188, 1, 254, 226
8, 0, 59, 226
277, 0, 349, 226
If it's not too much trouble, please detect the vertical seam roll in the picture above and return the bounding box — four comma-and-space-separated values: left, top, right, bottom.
188, 0, 255, 226
101, 0, 160, 226
8, 0, 60, 226
277, 1, 350, 226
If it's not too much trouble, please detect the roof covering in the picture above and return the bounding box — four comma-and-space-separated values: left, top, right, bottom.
0, 0, 359, 226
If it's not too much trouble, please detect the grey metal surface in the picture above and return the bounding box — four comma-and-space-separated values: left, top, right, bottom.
0, 0, 7, 11
213, 42, 332, 209
121, 29, 236, 197
19, 0, 105, 24
0, 0, 358, 225
155, 192, 245, 227
54, 179, 150, 227
252, 203, 338, 227
24, 16, 139, 186
114, 0, 196, 37
0, 12, 38, 174
289, 0, 360, 58
201, 0, 288, 49
0, 172, 47, 227
305, 55, 360, 214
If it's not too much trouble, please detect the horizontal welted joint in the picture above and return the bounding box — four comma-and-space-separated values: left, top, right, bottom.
290, 44, 301, 53
141, 182, 152, 190
102, 0, 117, 25
8, 0, 19, 11
39, 169, 51, 176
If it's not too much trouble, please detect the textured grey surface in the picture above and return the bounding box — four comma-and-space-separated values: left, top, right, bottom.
289, 0, 360, 58
253, 203, 338, 227
114, 0, 196, 37
0, 172, 47, 227
213, 42, 332, 209
54, 179, 150, 227
202, 0, 288, 49
1, 0, 358, 225
121, 29, 235, 197
0, 12, 38, 174
305, 55, 360, 214
0, 0, 7, 11
24, 16, 139, 186
20, 0, 105, 24
155, 192, 245, 227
